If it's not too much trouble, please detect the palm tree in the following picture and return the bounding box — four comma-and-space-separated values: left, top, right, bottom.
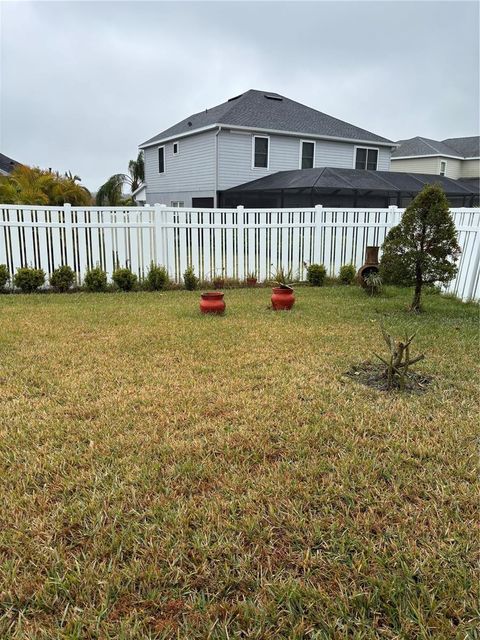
96, 151, 144, 206
95, 174, 127, 206
128, 151, 144, 193
0, 165, 92, 205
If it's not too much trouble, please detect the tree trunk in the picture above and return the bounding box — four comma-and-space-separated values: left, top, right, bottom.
411, 263, 423, 312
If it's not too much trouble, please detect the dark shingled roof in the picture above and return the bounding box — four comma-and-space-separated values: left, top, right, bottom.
140, 90, 394, 147
0, 152, 20, 174
224, 167, 480, 196
392, 136, 480, 159
442, 136, 480, 158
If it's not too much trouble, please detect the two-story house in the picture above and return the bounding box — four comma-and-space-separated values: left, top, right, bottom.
138, 90, 396, 207
390, 136, 480, 179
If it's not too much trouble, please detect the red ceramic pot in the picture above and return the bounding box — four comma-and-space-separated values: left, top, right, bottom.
271, 287, 295, 311
246, 277, 257, 287
200, 291, 226, 314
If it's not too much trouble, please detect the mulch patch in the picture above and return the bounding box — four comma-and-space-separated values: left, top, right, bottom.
345, 360, 433, 394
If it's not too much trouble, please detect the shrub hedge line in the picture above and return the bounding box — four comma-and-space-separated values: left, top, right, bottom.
0, 262, 360, 293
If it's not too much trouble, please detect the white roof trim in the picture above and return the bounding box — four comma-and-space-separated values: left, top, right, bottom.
140, 123, 397, 149
139, 125, 218, 149
392, 153, 464, 161
131, 182, 146, 197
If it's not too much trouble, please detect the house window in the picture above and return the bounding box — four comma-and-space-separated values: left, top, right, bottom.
171, 201, 184, 207
440, 160, 447, 176
355, 147, 378, 170
173, 142, 179, 155
158, 146, 165, 173
300, 141, 315, 169
253, 136, 269, 168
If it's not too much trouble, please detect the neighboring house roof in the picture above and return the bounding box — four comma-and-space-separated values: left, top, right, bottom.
392, 136, 480, 159
442, 136, 480, 158
140, 90, 395, 148
0, 152, 20, 175
223, 167, 480, 197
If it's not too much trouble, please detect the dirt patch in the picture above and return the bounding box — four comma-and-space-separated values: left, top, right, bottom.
345, 360, 433, 393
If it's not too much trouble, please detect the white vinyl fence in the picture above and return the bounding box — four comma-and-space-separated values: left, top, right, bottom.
1, 204, 479, 300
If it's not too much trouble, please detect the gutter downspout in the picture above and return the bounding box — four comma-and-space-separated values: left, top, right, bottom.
214, 126, 222, 208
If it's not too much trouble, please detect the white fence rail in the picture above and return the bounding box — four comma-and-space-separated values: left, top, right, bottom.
1, 204, 479, 300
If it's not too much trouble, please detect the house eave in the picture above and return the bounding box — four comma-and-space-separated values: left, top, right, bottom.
392, 153, 464, 161
139, 125, 219, 149
140, 123, 397, 150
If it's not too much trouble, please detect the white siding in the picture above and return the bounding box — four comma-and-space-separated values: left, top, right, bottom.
144, 130, 216, 196
391, 156, 462, 178
315, 140, 354, 168
145, 190, 214, 207
217, 131, 299, 190
217, 130, 392, 190
460, 159, 480, 179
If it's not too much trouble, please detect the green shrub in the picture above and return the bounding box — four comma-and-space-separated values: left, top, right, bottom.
306, 263, 327, 287
364, 272, 383, 296
14, 267, 45, 293
50, 265, 75, 292
339, 263, 356, 285
84, 266, 107, 292
0, 264, 9, 290
112, 267, 137, 291
183, 266, 199, 291
146, 263, 169, 291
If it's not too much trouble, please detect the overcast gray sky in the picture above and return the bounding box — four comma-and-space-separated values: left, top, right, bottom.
1, 1, 479, 191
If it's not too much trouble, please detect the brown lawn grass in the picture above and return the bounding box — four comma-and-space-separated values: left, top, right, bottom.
0, 286, 478, 639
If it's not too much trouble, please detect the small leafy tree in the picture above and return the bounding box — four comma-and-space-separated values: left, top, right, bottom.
339, 264, 356, 285
50, 265, 75, 292
112, 267, 137, 291
14, 267, 45, 293
84, 267, 107, 292
306, 264, 326, 286
146, 263, 170, 290
380, 185, 460, 312
183, 266, 198, 291
0, 264, 9, 290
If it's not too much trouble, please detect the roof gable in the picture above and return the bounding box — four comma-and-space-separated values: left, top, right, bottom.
392, 137, 463, 159
392, 135, 480, 159
140, 89, 394, 147
442, 136, 480, 158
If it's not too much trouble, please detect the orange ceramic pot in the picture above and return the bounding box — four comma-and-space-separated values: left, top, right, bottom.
271, 287, 295, 311
246, 277, 257, 287
200, 291, 225, 314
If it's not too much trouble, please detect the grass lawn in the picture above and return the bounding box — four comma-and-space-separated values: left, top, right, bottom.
0, 286, 478, 639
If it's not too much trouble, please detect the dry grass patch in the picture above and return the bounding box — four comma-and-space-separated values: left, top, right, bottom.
0, 287, 478, 639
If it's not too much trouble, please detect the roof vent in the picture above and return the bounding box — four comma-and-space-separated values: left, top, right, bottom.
187, 121, 192, 127
264, 94, 283, 101
228, 93, 243, 102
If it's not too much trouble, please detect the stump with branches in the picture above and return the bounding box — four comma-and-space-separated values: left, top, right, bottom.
374, 325, 425, 390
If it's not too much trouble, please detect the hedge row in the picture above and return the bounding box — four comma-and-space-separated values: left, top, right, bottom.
0, 262, 359, 294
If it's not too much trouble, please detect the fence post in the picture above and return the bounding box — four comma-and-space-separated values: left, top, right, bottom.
388, 205, 400, 228
63, 203, 75, 280
466, 230, 480, 301
314, 204, 323, 266
237, 205, 245, 280
153, 203, 168, 272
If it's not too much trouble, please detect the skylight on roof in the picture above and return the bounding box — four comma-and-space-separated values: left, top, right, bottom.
264, 94, 283, 101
